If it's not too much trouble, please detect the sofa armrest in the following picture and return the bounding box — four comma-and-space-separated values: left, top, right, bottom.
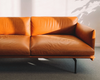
75, 23, 95, 49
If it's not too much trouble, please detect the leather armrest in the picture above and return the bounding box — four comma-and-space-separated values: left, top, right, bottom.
75, 23, 95, 49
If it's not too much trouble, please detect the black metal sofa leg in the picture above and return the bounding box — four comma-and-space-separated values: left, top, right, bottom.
73, 58, 77, 74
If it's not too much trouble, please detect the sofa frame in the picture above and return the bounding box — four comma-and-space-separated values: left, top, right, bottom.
0, 17, 95, 74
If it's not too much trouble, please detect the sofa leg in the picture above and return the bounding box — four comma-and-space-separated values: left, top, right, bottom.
73, 58, 77, 74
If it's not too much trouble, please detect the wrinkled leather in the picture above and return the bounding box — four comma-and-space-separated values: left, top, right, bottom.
75, 23, 95, 49
31, 17, 78, 36
30, 35, 94, 56
0, 35, 30, 55
0, 17, 95, 59
0, 17, 30, 36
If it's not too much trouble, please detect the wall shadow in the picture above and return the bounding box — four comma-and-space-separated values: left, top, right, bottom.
71, 0, 100, 44
71, 0, 100, 27
21, 0, 32, 17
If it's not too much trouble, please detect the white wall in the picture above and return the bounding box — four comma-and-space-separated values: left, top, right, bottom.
0, 0, 21, 17
32, 0, 67, 16
0, 0, 100, 47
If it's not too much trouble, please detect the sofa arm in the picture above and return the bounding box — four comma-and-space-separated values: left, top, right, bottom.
75, 23, 95, 49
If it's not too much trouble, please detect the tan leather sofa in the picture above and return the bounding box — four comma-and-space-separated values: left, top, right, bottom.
0, 17, 95, 73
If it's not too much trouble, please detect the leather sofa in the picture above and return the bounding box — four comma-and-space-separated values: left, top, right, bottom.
0, 17, 95, 73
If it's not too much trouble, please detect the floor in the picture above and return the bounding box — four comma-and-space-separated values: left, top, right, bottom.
0, 47, 100, 80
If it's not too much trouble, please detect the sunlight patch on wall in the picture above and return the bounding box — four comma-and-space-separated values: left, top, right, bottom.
71, 0, 100, 19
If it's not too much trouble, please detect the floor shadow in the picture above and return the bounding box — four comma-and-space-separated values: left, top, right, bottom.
0, 58, 87, 73
0, 58, 73, 73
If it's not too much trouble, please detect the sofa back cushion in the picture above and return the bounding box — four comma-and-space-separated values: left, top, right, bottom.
0, 17, 30, 36
31, 17, 78, 36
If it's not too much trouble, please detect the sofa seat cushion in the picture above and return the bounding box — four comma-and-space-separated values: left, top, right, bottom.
0, 35, 30, 55
31, 35, 94, 56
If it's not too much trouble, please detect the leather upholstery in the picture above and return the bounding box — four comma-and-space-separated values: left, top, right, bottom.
31, 17, 78, 36
0, 17, 30, 36
75, 23, 95, 49
0, 17, 95, 60
30, 35, 94, 56
0, 35, 30, 55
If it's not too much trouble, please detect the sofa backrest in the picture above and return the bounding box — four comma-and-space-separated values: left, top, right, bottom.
31, 17, 78, 36
0, 17, 30, 36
